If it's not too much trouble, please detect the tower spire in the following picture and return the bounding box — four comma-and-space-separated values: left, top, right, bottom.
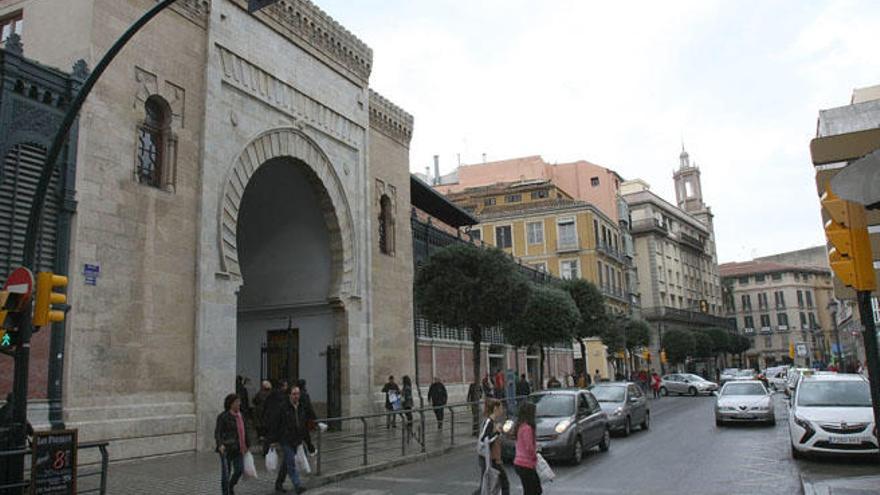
679, 142, 690, 169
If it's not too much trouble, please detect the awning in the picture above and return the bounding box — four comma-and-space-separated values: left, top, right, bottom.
410, 175, 478, 228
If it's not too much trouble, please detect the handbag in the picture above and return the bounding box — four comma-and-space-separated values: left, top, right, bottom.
475, 419, 491, 456
536, 453, 554, 483
295, 444, 312, 475
243, 451, 258, 479
265, 447, 278, 473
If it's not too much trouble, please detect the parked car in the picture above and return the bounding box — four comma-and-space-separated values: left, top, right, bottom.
765, 367, 788, 391
719, 368, 739, 385
732, 369, 757, 381
501, 389, 610, 464
714, 380, 775, 426
789, 373, 878, 459
785, 368, 811, 397
588, 382, 650, 436
659, 373, 719, 396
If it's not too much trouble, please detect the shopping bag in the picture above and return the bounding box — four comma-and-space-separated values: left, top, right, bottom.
480, 463, 501, 495
536, 453, 554, 483
243, 451, 258, 479
389, 391, 402, 411
265, 447, 279, 473
475, 419, 491, 456
295, 444, 312, 475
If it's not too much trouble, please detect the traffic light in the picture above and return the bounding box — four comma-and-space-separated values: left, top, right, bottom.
0, 289, 9, 329
699, 299, 709, 313
821, 185, 876, 291
33, 272, 68, 327
642, 350, 651, 362
660, 349, 668, 364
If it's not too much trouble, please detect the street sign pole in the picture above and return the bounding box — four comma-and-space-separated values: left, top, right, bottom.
856, 291, 880, 462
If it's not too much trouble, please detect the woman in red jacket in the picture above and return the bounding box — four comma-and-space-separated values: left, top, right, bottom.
513, 402, 541, 494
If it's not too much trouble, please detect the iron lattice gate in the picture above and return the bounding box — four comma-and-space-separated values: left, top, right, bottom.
325, 345, 341, 430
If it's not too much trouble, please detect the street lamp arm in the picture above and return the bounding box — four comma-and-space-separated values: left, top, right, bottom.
22, 0, 179, 269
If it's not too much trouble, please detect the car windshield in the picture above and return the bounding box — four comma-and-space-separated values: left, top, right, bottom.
529, 394, 575, 417
683, 374, 706, 382
736, 370, 754, 377
589, 386, 625, 403
722, 383, 765, 396
797, 381, 871, 407
722, 369, 737, 375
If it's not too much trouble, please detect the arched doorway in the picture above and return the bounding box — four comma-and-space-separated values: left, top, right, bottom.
235, 156, 342, 418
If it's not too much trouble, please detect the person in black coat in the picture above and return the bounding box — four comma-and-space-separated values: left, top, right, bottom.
381, 376, 401, 429
215, 393, 251, 495
427, 377, 448, 429
272, 386, 310, 494
263, 381, 290, 491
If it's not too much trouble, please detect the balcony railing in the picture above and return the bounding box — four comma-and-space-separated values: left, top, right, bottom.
777, 325, 789, 332
641, 306, 733, 329
556, 239, 579, 253
678, 232, 704, 251
743, 327, 755, 335
760, 326, 772, 334
631, 218, 667, 235
596, 242, 626, 262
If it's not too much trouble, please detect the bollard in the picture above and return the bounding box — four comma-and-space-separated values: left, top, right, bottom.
316, 425, 323, 475
361, 417, 368, 466
449, 406, 455, 445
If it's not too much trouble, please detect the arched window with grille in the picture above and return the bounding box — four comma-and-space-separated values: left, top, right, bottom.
378, 194, 395, 255
136, 94, 174, 189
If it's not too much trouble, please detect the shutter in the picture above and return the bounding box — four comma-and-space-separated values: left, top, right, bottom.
0, 143, 60, 281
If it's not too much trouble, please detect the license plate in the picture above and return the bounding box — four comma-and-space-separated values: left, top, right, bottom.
829, 436, 863, 445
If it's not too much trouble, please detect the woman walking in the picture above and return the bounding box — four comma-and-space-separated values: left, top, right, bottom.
474, 398, 510, 495
215, 393, 250, 495
651, 371, 662, 399
402, 375, 415, 440
514, 402, 541, 495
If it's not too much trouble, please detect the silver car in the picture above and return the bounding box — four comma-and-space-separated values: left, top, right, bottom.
589, 382, 650, 436
715, 380, 775, 426
660, 373, 719, 396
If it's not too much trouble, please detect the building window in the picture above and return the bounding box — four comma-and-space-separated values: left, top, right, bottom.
597, 261, 603, 286
738, 276, 749, 285
526, 221, 544, 245
744, 316, 754, 329
530, 189, 548, 200
808, 312, 817, 329
136, 95, 174, 189
805, 291, 813, 308
605, 265, 611, 289
557, 218, 577, 249
590, 177, 599, 187
468, 228, 481, 242
777, 313, 789, 327
771, 273, 782, 281
0, 11, 23, 43
483, 197, 496, 206
794, 273, 800, 281
755, 274, 765, 282
741, 294, 752, 311
774, 291, 785, 308
764, 336, 772, 348
760, 314, 771, 328
378, 194, 395, 255
758, 292, 768, 309
495, 225, 512, 249
797, 290, 804, 307
505, 193, 522, 203
561, 259, 579, 280
799, 312, 807, 329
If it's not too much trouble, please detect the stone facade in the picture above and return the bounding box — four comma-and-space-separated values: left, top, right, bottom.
0, 0, 415, 459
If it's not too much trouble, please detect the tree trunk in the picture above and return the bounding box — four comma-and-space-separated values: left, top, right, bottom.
539, 346, 545, 390
578, 339, 588, 378
471, 324, 482, 429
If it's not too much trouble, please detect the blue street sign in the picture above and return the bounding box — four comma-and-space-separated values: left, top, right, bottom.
83, 264, 100, 286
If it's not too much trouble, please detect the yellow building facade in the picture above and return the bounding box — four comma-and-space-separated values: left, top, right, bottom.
447, 180, 630, 314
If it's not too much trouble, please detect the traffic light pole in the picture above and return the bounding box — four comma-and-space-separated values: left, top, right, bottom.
7, 1, 180, 491
856, 291, 880, 461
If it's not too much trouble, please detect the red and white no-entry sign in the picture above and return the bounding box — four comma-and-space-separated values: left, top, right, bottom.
3, 267, 34, 309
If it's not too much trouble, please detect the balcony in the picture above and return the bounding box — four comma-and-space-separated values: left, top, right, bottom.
760, 326, 772, 334
641, 306, 733, 329
777, 325, 789, 332
743, 327, 755, 335
631, 218, 667, 235
556, 239, 579, 253
596, 242, 626, 263
678, 232, 704, 251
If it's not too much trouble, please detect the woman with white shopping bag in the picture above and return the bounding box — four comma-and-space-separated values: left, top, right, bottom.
474, 398, 510, 495
513, 402, 543, 495
214, 393, 254, 495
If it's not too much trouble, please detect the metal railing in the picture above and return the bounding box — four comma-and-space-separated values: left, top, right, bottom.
0, 440, 109, 494
311, 395, 530, 477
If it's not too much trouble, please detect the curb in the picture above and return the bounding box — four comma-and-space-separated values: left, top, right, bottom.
306, 442, 472, 488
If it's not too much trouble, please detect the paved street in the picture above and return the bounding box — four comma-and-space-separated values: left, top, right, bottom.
307, 394, 879, 495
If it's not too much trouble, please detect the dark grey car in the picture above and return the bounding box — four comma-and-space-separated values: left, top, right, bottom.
501, 389, 610, 464
589, 382, 650, 436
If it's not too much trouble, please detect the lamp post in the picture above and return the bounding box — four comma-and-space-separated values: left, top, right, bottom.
828, 299, 843, 369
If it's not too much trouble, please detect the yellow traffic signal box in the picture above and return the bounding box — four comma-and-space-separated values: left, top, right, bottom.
33, 272, 68, 327
821, 185, 875, 291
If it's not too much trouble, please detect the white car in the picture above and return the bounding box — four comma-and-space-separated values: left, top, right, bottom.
715, 380, 775, 426
789, 373, 879, 459
765, 367, 787, 392
784, 368, 810, 396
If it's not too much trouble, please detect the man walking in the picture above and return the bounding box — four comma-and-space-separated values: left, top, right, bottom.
274, 386, 309, 494
381, 376, 401, 429
264, 381, 291, 490
427, 377, 448, 430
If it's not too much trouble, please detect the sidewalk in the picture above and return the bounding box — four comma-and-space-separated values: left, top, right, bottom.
801, 474, 880, 495
98, 416, 477, 495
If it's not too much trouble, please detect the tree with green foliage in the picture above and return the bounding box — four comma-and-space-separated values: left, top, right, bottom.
693, 331, 714, 359
703, 327, 732, 369
726, 334, 752, 366
506, 285, 580, 388
663, 329, 696, 366
415, 243, 531, 390
624, 318, 652, 372
560, 279, 608, 376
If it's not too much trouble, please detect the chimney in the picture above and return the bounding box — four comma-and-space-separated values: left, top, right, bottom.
425, 166, 430, 183
457, 153, 461, 167
482, 153, 487, 164
433, 155, 440, 185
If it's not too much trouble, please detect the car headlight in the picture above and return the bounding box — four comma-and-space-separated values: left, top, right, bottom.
613, 407, 624, 416
793, 415, 810, 429
555, 419, 572, 433
502, 420, 514, 434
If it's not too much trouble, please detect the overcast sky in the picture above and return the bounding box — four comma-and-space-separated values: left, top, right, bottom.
320, 0, 880, 263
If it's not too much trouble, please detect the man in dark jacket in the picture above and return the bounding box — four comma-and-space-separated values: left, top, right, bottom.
274, 386, 309, 494
264, 381, 291, 491
381, 376, 400, 429
427, 377, 448, 429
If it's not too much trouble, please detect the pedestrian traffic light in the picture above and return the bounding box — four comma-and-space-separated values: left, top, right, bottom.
0, 289, 9, 330
660, 350, 668, 364
699, 299, 709, 313
642, 350, 651, 362
33, 272, 68, 327
821, 185, 876, 291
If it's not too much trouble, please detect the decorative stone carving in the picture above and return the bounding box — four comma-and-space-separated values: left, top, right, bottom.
10, 100, 59, 137
217, 45, 364, 149
5, 33, 22, 55
219, 128, 357, 299
253, 0, 373, 82
368, 90, 413, 147
164, 81, 186, 128
72, 59, 90, 81
171, 0, 211, 28
134, 66, 158, 106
